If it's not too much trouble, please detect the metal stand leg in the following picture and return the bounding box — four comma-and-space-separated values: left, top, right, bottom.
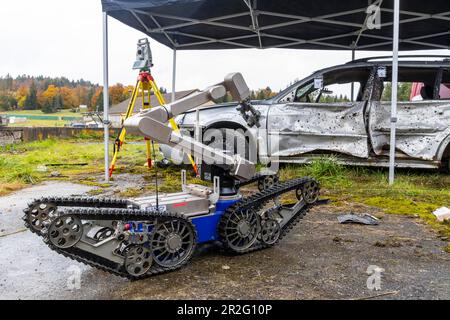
102, 12, 110, 182
389, 0, 400, 185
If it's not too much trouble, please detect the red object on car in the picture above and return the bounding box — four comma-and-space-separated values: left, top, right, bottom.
410, 82, 450, 101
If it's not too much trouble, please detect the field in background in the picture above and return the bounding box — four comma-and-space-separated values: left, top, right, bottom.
6, 119, 69, 127
1, 138, 449, 250
0, 109, 82, 117
1, 109, 82, 127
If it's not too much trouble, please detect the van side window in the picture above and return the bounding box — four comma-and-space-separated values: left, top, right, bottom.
439, 69, 450, 100
382, 67, 450, 101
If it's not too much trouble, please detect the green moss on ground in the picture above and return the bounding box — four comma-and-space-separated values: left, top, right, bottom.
279, 156, 450, 243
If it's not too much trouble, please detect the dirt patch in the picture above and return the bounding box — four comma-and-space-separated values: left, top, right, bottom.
105, 205, 449, 300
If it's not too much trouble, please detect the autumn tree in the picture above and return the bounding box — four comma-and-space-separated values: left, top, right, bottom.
60, 86, 78, 108
74, 86, 87, 106
86, 87, 95, 109
41, 99, 54, 113
91, 87, 104, 111
0, 74, 13, 91
96, 91, 104, 111
39, 85, 60, 112
0, 93, 17, 111
24, 81, 38, 110
42, 94, 63, 113
15, 85, 28, 109
109, 83, 126, 105
123, 85, 134, 100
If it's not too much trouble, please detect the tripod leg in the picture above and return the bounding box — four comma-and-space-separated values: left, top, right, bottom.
109, 80, 140, 177
145, 138, 152, 169
142, 84, 153, 169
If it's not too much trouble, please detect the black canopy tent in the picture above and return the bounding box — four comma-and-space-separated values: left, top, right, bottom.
101, 0, 450, 50
100, 0, 450, 182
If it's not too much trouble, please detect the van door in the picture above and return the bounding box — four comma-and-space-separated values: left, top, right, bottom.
268, 101, 369, 158
267, 68, 371, 159
368, 67, 450, 161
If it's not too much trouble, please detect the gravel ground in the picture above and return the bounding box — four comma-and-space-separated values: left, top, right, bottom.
1, 180, 449, 300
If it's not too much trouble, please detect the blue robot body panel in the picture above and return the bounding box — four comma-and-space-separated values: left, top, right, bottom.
191, 198, 239, 243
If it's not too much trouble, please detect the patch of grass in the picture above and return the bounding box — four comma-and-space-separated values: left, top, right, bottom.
78, 180, 112, 188
119, 187, 144, 198
87, 189, 104, 196
359, 196, 449, 237
280, 156, 351, 188
0, 155, 38, 184
74, 131, 105, 140
0, 138, 146, 194
308, 156, 346, 179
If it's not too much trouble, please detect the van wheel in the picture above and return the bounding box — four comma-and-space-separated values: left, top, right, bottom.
441, 145, 450, 174
442, 157, 450, 173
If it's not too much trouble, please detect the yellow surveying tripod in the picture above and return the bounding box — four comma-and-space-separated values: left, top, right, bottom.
109, 70, 199, 178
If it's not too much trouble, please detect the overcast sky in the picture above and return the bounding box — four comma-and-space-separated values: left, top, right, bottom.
0, 0, 447, 93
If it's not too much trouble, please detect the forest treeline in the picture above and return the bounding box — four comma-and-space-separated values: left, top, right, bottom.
1, 74, 372, 113
0, 74, 138, 113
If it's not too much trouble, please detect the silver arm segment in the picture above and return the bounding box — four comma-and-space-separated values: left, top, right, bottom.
123, 72, 255, 180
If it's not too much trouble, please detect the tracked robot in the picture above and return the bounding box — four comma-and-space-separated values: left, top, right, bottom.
23, 43, 320, 279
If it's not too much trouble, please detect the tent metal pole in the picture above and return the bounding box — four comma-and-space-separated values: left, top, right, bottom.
102, 12, 110, 182
389, 0, 400, 185
351, 49, 355, 101
171, 48, 177, 102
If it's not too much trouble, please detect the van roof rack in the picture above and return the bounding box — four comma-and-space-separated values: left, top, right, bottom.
347, 55, 450, 64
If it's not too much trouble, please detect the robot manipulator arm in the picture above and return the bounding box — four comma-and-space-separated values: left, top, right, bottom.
123, 73, 255, 181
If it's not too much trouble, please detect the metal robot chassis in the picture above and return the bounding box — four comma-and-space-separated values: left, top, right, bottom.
23, 175, 320, 280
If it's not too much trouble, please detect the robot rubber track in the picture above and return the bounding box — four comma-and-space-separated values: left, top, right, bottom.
23, 177, 319, 280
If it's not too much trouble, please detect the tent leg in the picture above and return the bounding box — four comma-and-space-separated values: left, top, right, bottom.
102, 12, 110, 182
351, 49, 355, 101
389, 0, 400, 185
171, 49, 177, 102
